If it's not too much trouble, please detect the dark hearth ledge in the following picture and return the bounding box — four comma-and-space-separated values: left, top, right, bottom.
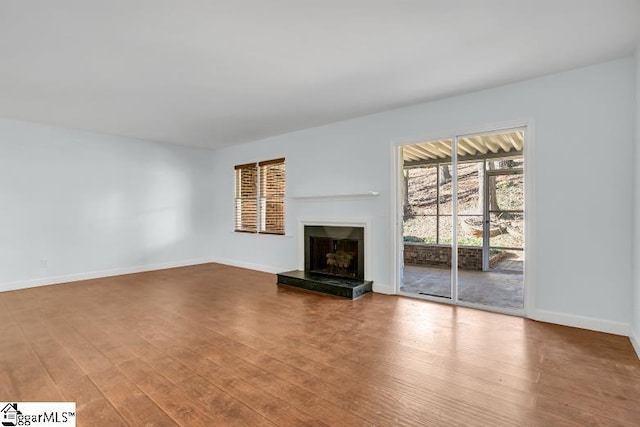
277, 270, 373, 299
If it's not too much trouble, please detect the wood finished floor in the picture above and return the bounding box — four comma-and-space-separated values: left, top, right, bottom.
1, 263, 639, 426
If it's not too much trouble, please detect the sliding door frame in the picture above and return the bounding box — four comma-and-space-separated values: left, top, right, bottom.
390, 120, 535, 317
483, 168, 524, 270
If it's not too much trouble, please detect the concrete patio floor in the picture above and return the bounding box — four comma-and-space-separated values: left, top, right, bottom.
401, 256, 524, 310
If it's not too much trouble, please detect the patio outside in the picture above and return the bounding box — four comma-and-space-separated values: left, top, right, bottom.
401, 251, 523, 310
401, 131, 524, 311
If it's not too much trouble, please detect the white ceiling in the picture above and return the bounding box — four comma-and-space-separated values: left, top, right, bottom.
1, 1, 639, 149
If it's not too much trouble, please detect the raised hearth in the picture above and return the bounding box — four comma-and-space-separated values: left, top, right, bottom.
277, 270, 372, 299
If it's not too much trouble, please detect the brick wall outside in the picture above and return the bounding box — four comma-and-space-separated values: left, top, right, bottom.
404, 243, 483, 271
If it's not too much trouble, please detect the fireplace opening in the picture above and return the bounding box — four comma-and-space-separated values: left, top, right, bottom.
309, 237, 359, 278
304, 225, 365, 280
277, 223, 371, 298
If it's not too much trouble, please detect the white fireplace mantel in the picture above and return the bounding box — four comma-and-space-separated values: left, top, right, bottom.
297, 218, 372, 281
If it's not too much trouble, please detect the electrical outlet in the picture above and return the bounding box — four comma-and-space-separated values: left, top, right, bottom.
40, 258, 48, 268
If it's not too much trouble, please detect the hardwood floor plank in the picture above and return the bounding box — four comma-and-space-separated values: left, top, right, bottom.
29, 336, 87, 385
91, 367, 179, 427
75, 398, 128, 427
94, 309, 374, 425
117, 357, 258, 426
0, 263, 638, 427
165, 345, 330, 426
43, 321, 115, 374
56, 375, 105, 406
81, 316, 278, 426
72, 318, 138, 366
0, 347, 64, 401
174, 374, 276, 427
121, 288, 529, 425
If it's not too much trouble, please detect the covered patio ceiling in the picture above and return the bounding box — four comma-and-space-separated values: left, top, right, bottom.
403, 130, 524, 167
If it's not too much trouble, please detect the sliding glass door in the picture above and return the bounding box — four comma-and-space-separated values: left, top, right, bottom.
400, 128, 525, 313
401, 140, 453, 299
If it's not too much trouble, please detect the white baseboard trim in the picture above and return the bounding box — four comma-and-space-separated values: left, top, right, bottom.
0, 257, 214, 293
372, 282, 394, 294
630, 329, 640, 359
531, 309, 629, 336
209, 257, 288, 275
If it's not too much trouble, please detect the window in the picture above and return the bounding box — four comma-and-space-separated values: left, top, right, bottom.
259, 158, 286, 234
234, 162, 258, 232
234, 158, 285, 235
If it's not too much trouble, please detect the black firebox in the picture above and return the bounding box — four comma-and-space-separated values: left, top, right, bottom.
304, 225, 365, 280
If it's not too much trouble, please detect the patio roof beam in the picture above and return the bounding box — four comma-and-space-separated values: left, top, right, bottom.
457, 140, 476, 155
495, 135, 513, 152
507, 133, 523, 150
402, 145, 425, 161
465, 137, 489, 154
417, 142, 448, 159
484, 136, 501, 153
406, 144, 439, 160
404, 149, 522, 168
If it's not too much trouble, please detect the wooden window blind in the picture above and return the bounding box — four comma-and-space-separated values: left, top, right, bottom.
259, 158, 286, 235
234, 158, 286, 235
234, 162, 258, 232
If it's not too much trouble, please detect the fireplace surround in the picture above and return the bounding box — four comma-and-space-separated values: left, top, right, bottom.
277, 220, 373, 299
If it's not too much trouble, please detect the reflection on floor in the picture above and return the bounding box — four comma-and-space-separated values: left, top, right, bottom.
401, 255, 523, 310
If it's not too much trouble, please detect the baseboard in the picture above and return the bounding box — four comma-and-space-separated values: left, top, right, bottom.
630, 329, 640, 359
0, 257, 214, 293
209, 257, 288, 275
372, 282, 394, 294
531, 309, 630, 336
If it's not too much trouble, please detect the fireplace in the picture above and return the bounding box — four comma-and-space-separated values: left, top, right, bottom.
276, 222, 371, 299
304, 225, 365, 280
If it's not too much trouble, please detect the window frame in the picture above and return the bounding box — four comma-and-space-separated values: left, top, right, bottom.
234, 158, 286, 235
234, 162, 259, 233
258, 158, 286, 235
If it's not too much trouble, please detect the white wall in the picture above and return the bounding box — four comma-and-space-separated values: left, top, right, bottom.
0, 118, 216, 291
632, 47, 640, 355
212, 58, 636, 334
